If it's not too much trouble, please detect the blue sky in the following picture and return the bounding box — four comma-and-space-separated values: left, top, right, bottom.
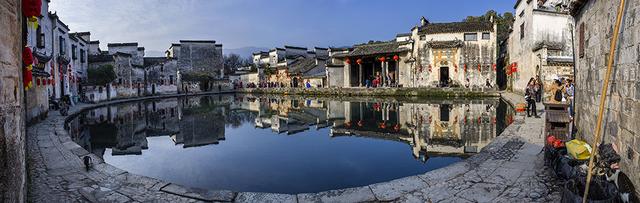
50, 0, 515, 56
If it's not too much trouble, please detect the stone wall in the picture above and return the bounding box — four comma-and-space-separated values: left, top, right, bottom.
0, 0, 26, 202
572, 0, 640, 195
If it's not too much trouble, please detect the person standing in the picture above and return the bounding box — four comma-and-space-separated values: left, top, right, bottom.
525, 78, 540, 118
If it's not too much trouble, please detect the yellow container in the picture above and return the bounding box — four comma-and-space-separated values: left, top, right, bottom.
565, 139, 592, 160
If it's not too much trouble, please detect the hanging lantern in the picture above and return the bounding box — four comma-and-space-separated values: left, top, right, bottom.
378, 57, 386, 62
22, 47, 34, 90
36, 78, 41, 86
477, 64, 481, 72
492, 117, 497, 124
464, 64, 468, 72
454, 64, 458, 73
492, 64, 497, 71
356, 59, 363, 65
477, 116, 482, 124
22, 0, 41, 29
428, 64, 432, 72
345, 58, 351, 65
393, 55, 399, 61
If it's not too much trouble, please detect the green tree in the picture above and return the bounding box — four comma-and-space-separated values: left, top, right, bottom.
87, 64, 117, 86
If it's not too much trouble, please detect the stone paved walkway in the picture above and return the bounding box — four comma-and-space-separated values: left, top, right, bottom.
26, 92, 561, 202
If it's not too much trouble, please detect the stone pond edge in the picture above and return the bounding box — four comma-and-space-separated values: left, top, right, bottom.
45, 90, 523, 202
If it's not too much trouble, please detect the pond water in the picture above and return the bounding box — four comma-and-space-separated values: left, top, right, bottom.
67, 94, 515, 194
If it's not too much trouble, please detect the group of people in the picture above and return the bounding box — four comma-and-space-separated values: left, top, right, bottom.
364, 72, 396, 88
525, 76, 575, 118
233, 79, 315, 89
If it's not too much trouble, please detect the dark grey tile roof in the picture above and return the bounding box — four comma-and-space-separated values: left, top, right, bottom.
288, 57, 317, 74
89, 40, 99, 44
284, 45, 307, 50
419, 21, 493, 34
532, 41, 565, 51
179, 40, 216, 44
302, 65, 326, 78
427, 40, 464, 49
348, 41, 410, 57
107, 42, 138, 47
88, 54, 114, 63
396, 33, 411, 37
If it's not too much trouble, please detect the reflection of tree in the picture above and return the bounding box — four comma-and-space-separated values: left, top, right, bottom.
226, 110, 257, 129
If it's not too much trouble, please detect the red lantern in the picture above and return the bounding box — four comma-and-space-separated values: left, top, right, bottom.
23, 47, 34, 65
23, 47, 34, 90
454, 64, 458, 73
492, 64, 497, 71
393, 55, 399, 61
428, 64, 432, 72
345, 58, 351, 65
22, 0, 41, 29
36, 78, 41, 86
356, 59, 363, 65
464, 64, 468, 72
379, 57, 386, 62
477, 64, 481, 72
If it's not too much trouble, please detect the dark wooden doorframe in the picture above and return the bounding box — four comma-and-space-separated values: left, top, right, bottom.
440, 67, 449, 87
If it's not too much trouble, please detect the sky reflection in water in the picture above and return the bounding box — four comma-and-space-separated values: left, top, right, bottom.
68, 94, 514, 194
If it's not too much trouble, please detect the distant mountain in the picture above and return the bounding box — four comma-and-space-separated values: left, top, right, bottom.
224, 46, 269, 59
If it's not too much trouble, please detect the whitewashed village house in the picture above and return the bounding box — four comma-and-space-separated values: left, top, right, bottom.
329, 17, 498, 89
23, 0, 91, 121
166, 40, 226, 93
507, 0, 574, 96
248, 46, 329, 87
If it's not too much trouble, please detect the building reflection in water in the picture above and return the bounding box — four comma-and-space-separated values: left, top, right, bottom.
68, 94, 514, 162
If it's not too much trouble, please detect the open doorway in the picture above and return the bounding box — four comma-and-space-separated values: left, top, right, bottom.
440, 67, 449, 87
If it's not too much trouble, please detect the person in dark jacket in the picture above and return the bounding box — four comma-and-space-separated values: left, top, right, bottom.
525, 78, 540, 118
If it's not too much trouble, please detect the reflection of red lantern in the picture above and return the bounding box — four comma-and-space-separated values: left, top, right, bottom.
356, 59, 363, 65
357, 120, 364, 127
393, 55, 399, 61
345, 58, 351, 64
477, 116, 482, 124
393, 124, 400, 132
379, 122, 386, 129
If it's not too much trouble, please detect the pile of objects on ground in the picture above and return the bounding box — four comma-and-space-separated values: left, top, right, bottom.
544, 136, 638, 203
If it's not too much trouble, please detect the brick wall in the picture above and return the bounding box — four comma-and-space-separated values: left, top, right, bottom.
0, 0, 26, 202
572, 0, 640, 195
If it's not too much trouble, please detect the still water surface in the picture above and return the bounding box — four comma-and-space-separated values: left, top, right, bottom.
68, 94, 514, 194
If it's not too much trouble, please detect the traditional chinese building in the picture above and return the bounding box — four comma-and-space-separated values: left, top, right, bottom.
330, 17, 498, 89
508, 0, 574, 95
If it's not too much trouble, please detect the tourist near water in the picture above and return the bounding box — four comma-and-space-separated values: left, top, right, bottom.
1, 0, 638, 202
